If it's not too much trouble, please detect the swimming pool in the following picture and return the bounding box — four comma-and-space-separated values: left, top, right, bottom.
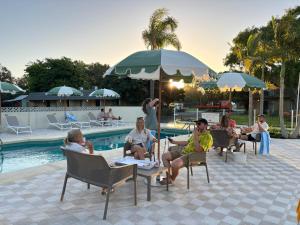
0, 129, 188, 173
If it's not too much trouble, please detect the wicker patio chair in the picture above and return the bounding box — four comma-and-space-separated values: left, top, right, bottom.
186, 151, 209, 189
60, 148, 137, 220
210, 129, 234, 162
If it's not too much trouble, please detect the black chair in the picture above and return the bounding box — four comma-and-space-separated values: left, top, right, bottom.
210, 129, 234, 162
60, 148, 137, 220
247, 133, 261, 155
186, 151, 209, 189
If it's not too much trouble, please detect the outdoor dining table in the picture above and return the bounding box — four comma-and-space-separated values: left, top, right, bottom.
137, 166, 169, 201
114, 160, 169, 201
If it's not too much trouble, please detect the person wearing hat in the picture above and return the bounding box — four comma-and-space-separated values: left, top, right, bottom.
161, 118, 213, 184
240, 114, 269, 141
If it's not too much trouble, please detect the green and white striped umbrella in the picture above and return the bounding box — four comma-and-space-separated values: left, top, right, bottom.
199, 80, 218, 90
104, 49, 216, 81
0, 81, 25, 94
46, 86, 83, 96
104, 49, 216, 162
217, 72, 266, 91
89, 89, 120, 98
0, 81, 25, 126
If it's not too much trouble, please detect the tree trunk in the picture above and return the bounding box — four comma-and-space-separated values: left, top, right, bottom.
259, 65, 265, 115
290, 118, 300, 138
248, 90, 253, 126
279, 62, 288, 138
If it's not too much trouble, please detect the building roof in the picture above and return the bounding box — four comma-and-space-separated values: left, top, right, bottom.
26, 90, 119, 101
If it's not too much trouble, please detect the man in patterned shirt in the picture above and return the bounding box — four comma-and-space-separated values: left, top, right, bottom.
161, 118, 213, 184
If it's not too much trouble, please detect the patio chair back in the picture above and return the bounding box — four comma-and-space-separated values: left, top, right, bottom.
210, 129, 230, 148
60, 147, 137, 220
47, 114, 58, 123
5, 114, 20, 126
62, 148, 111, 187
88, 112, 97, 120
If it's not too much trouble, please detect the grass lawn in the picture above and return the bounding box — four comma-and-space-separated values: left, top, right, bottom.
231, 114, 292, 128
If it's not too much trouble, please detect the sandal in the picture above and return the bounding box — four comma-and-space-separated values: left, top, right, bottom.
101, 188, 115, 195
159, 177, 173, 185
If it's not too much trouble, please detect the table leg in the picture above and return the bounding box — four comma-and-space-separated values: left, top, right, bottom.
147, 177, 151, 201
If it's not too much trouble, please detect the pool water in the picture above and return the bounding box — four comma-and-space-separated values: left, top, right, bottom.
0, 129, 188, 173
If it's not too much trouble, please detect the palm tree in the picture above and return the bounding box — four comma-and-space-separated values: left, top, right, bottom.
142, 8, 181, 51
246, 26, 273, 115
271, 9, 300, 138
142, 8, 181, 98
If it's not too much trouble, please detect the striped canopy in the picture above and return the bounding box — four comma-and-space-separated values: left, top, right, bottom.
104, 49, 216, 81
89, 89, 120, 98
46, 86, 83, 97
0, 81, 25, 94
217, 72, 266, 91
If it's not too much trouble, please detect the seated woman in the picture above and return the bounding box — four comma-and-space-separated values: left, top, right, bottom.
213, 115, 240, 154
125, 117, 157, 160
64, 129, 94, 154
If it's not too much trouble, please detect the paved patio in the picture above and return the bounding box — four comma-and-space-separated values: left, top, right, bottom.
0, 138, 299, 225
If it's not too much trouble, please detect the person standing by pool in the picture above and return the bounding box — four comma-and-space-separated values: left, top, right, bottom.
142, 98, 159, 133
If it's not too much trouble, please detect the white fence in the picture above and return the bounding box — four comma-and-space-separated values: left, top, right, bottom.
0, 106, 142, 130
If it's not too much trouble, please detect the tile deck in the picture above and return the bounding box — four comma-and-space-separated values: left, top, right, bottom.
0, 137, 299, 225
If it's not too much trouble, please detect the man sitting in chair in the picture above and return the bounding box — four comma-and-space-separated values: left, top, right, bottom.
125, 117, 157, 160
239, 114, 269, 141
161, 118, 213, 185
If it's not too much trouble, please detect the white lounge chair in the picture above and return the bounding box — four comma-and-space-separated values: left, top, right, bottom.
87, 112, 106, 126
4, 114, 32, 135
47, 114, 71, 130
65, 112, 91, 129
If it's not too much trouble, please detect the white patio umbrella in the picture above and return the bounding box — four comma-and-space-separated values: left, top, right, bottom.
104, 49, 216, 161
46, 85, 83, 112
217, 72, 266, 125
0, 81, 25, 126
89, 89, 120, 107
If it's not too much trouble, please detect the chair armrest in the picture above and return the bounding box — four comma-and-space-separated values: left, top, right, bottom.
110, 164, 137, 184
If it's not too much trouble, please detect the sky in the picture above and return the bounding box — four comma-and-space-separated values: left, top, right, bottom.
0, 0, 299, 78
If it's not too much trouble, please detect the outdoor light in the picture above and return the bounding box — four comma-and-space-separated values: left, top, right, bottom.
169, 79, 185, 89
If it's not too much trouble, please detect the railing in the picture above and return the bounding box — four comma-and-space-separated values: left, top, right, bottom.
0, 139, 3, 173
1, 106, 103, 113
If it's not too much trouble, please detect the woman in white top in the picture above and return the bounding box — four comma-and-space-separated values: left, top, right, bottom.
125, 117, 156, 160
240, 114, 269, 141
64, 129, 94, 154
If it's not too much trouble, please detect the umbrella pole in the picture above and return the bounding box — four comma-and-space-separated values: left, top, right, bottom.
229, 88, 232, 110
157, 69, 162, 163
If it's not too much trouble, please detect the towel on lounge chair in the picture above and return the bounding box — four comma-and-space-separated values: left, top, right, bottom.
259, 131, 270, 155
65, 112, 77, 122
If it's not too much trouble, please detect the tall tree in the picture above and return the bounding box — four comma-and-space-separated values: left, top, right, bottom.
271, 8, 300, 138
142, 8, 181, 51
246, 26, 273, 114
142, 8, 181, 98
0, 64, 15, 83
